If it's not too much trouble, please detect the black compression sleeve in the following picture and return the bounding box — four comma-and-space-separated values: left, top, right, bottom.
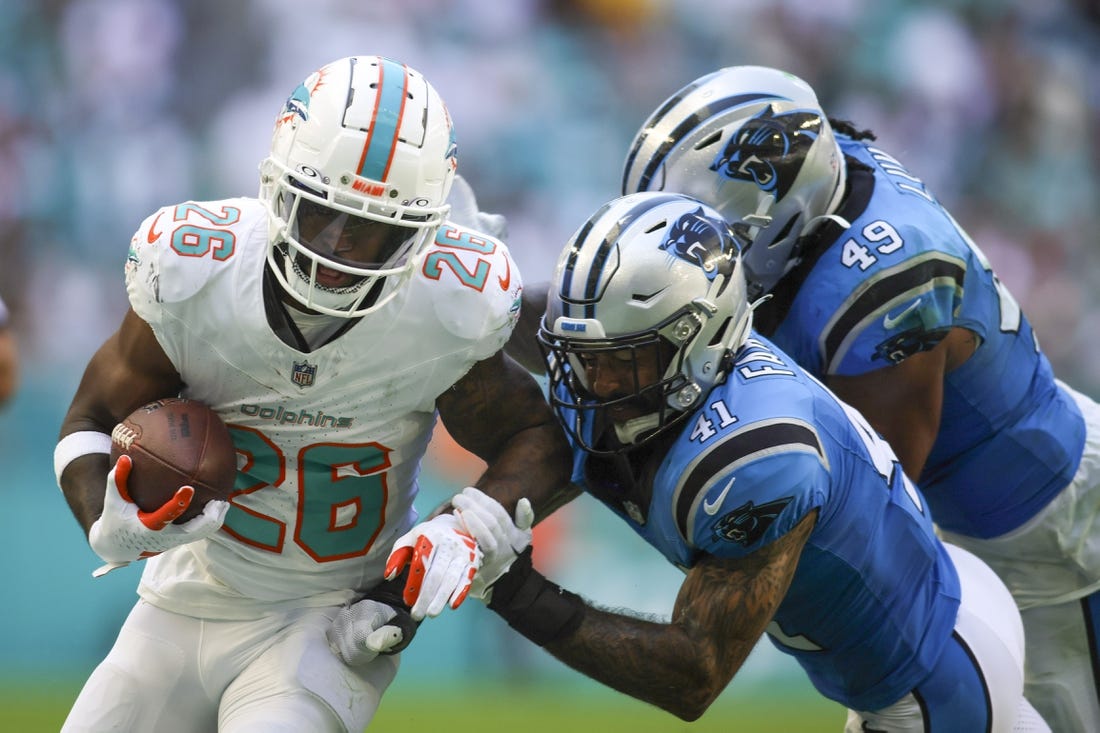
487, 547, 585, 646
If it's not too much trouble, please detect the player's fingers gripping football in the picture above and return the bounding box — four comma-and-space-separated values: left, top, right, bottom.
105, 455, 196, 529
327, 599, 406, 667
453, 487, 534, 600
385, 512, 483, 620
136, 485, 194, 530
89, 456, 229, 575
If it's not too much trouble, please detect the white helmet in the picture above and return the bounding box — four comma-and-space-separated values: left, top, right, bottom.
260, 56, 457, 317
538, 192, 753, 454
622, 66, 845, 300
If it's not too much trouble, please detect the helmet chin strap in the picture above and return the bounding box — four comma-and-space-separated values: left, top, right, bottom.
613, 412, 661, 445
778, 164, 852, 281
795, 153, 851, 239
281, 244, 374, 315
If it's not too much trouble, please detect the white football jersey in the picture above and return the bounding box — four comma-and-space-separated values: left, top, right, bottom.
123, 197, 522, 619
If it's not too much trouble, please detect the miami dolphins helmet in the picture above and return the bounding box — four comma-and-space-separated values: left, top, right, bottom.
538, 192, 753, 454
260, 56, 457, 317
622, 66, 845, 300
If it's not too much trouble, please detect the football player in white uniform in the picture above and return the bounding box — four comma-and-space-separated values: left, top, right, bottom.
54, 55, 570, 733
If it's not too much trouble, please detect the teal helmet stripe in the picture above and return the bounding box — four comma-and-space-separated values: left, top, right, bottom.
357, 57, 409, 182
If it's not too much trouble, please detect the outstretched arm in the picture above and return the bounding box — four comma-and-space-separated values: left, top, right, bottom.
542, 511, 815, 720
385, 350, 575, 619
475, 503, 817, 721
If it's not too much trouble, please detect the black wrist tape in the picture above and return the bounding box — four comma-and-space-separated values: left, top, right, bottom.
488, 547, 585, 646
363, 570, 420, 655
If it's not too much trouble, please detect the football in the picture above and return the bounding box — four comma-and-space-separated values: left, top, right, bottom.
110, 397, 238, 524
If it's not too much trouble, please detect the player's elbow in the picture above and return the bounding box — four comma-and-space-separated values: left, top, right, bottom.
669, 704, 705, 722
660, 673, 724, 721
665, 690, 715, 722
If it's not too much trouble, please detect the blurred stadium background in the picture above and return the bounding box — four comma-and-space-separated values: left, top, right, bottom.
0, 0, 1096, 730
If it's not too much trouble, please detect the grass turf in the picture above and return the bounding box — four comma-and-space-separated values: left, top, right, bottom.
0, 677, 844, 732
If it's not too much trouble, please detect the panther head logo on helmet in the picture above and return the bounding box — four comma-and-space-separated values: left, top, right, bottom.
659, 207, 737, 282
709, 105, 824, 201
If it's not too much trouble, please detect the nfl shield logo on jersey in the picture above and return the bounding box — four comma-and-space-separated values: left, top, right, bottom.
291, 360, 317, 387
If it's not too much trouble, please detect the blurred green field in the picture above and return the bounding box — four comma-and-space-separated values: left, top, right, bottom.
1, 677, 844, 732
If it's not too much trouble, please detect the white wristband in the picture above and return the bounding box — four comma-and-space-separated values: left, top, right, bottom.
54, 430, 113, 487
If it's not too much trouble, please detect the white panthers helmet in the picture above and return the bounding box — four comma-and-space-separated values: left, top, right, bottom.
538, 192, 753, 454
622, 66, 845, 300
260, 56, 457, 317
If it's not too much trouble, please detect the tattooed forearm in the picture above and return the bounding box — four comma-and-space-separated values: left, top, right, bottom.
547, 605, 718, 720
543, 511, 817, 721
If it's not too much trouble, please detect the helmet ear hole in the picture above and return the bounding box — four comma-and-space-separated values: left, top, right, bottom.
694, 130, 722, 151
708, 317, 732, 348
767, 213, 801, 252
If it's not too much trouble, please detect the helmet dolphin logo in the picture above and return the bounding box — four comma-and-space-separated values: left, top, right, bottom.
278, 83, 312, 127
659, 207, 736, 281
276, 66, 329, 129
709, 105, 823, 201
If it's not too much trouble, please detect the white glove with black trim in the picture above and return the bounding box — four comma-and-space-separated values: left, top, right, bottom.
452, 486, 534, 601
88, 455, 229, 577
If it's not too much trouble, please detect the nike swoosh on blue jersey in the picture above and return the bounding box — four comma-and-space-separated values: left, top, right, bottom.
883, 298, 922, 330
703, 476, 736, 515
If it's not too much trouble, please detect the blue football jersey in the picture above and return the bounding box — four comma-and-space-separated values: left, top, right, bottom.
757, 137, 1085, 538
564, 336, 961, 711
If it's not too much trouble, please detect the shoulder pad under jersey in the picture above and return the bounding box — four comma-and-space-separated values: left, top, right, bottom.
419, 223, 523, 361
126, 198, 263, 324
779, 149, 972, 376
672, 415, 828, 556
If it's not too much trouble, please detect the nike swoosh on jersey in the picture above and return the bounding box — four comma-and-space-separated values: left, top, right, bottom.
882, 298, 922, 330
497, 255, 511, 290
703, 476, 736, 515
147, 211, 164, 244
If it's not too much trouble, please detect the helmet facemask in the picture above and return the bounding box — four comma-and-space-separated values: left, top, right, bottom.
539, 309, 704, 454
263, 168, 437, 316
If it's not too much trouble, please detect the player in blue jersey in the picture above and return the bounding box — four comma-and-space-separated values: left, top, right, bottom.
610, 65, 1100, 732
468, 192, 1047, 730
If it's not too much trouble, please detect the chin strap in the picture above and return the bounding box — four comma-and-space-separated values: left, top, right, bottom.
613, 412, 661, 446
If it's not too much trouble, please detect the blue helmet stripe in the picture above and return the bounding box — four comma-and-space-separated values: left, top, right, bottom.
562, 194, 685, 320
357, 58, 408, 182
623, 92, 776, 194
